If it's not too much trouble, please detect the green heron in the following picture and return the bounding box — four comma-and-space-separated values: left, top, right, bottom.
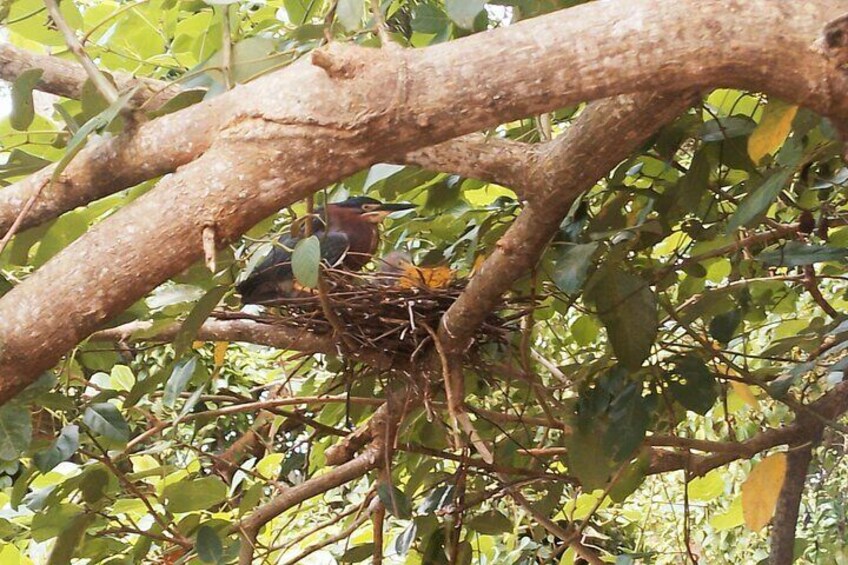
238, 196, 415, 304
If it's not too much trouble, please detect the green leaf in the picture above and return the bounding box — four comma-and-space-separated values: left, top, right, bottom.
80, 467, 110, 504
586, 268, 657, 370
377, 483, 412, 519
173, 285, 228, 358
411, 3, 450, 34
32, 503, 83, 541
34, 425, 79, 473
445, 0, 485, 29
163, 356, 199, 408
337, 0, 362, 31
50, 87, 137, 188
110, 364, 135, 392
45, 512, 93, 564
10, 68, 44, 131
668, 355, 718, 414
14, 372, 57, 404
292, 235, 320, 288
394, 523, 417, 556
700, 116, 756, 142
83, 403, 130, 444
341, 544, 374, 563
148, 89, 206, 118
0, 149, 51, 180
565, 426, 617, 491
0, 402, 32, 460
467, 510, 512, 535
609, 451, 650, 503
688, 469, 725, 502
196, 525, 224, 564
727, 169, 792, 231
757, 242, 848, 267
125, 362, 171, 408
677, 148, 710, 204
605, 381, 650, 460
164, 476, 227, 513
709, 309, 742, 345
571, 315, 599, 346
551, 242, 599, 294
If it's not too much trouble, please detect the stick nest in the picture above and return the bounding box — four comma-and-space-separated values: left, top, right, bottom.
245, 269, 530, 358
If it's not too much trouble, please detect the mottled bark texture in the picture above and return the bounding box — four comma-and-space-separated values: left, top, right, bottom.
0, 0, 846, 404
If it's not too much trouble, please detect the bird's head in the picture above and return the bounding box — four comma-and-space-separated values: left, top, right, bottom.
327, 196, 416, 224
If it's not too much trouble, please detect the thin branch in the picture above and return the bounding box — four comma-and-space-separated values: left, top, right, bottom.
802, 265, 839, 318
0, 41, 180, 107
233, 441, 383, 563
278, 506, 371, 565
43, 0, 119, 104
0, 177, 49, 257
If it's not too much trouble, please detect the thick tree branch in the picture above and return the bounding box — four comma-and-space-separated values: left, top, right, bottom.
89, 318, 336, 355
0, 98, 218, 236
399, 134, 538, 199
0, 0, 847, 401
769, 443, 816, 565
438, 91, 698, 351
0, 42, 181, 109
88, 317, 400, 371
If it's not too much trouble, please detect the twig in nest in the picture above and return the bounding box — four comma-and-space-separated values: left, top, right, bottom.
252, 269, 523, 359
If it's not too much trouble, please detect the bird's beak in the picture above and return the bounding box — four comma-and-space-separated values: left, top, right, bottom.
362, 202, 416, 222
378, 202, 417, 213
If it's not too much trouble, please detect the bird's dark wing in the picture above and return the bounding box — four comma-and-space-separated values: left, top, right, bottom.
237, 235, 299, 304
238, 231, 350, 304
321, 231, 351, 268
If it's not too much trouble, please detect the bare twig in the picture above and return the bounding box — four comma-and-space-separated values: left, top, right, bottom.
43, 0, 119, 104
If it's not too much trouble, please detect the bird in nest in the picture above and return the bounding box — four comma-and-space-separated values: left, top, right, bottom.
237, 196, 415, 305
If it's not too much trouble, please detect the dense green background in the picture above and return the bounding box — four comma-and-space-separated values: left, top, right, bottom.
0, 0, 846, 563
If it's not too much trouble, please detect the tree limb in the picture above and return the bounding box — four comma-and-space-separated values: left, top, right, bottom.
0, 42, 181, 109
0, 0, 846, 402
769, 442, 816, 565
233, 441, 383, 563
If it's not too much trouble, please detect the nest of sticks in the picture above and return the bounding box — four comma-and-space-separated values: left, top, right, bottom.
238, 268, 532, 358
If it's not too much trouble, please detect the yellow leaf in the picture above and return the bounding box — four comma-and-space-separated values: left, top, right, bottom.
748, 102, 798, 164
471, 254, 488, 275
730, 380, 759, 409
399, 264, 453, 289
191, 340, 204, 350
213, 341, 228, 368
741, 452, 787, 531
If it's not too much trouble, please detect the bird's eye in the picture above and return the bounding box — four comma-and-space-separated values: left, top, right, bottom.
361, 204, 380, 212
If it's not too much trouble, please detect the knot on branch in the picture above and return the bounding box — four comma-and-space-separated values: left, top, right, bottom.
824, 14, 848, 66
311, 44, 365, 79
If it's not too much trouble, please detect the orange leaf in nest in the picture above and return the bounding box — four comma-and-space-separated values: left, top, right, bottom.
398, 264, 454, 289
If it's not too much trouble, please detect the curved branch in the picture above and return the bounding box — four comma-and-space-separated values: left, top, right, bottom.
0, 97, 221, 235
233, 441, 382, 563
88, 317, 400, 370
438, 90, 698, 351
0, 0, 846, 401
649, 380, 848, 476
399, 134, 539, 199
0, 43, 181, 109
89, 318, 336, 355
769, 443, 815, 565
